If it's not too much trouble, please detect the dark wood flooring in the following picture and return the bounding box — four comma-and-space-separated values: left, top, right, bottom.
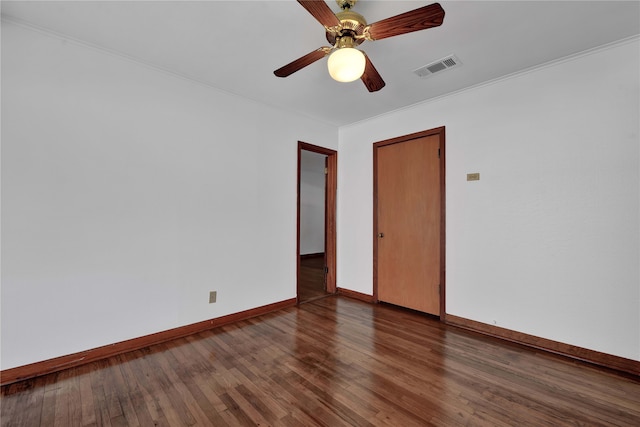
298, 255, 329, 302
2, 296, 639, 426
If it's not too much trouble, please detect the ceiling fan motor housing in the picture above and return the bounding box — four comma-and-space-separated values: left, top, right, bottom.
326, 10, 367, 46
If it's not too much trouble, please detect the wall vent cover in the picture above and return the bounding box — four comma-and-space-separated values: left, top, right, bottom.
414, 55, 462, 78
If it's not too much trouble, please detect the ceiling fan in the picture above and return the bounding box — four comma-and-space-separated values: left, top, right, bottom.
274, 0, 445, 92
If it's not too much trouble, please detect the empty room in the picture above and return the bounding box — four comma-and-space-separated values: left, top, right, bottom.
1, 1, 639, 425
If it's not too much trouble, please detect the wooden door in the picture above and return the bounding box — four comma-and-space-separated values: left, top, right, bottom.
374, 129, 444, 315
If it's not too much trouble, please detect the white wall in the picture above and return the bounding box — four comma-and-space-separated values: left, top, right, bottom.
338, 38, 640, 361
300, 150, 326, 255
2, 20, 638, 371
0, 21, 338, 370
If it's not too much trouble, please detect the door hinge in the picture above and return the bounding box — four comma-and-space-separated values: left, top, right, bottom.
324, 266, 329, 274
438, 284, 441, 294
438, 148, 441, 159
324, 167, 328, 174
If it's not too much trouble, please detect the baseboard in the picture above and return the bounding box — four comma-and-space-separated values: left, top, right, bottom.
445, 314, 640, 377
337, 287, 376, 303
300, 252, 324, 260
0, 298, 297, 386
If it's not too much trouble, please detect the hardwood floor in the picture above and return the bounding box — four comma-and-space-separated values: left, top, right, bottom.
298, 255, 329, 302
2, 296, 639, 426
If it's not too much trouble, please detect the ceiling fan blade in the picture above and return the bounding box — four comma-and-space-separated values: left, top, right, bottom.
366, 3, 445, 41
297, 0, 341, 29
274, 48, 331, 78
361, 54, 385, 92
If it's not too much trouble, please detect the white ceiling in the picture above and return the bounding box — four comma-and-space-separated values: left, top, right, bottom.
2, 1, 639, 126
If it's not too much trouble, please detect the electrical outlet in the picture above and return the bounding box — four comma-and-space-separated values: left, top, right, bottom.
467, 173, 480, 181
209, 291, 217, 304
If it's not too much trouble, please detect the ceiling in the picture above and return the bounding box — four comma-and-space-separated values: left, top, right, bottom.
2, 1, 639, 127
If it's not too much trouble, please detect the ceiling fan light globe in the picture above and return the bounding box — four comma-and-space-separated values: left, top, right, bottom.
327, 48, 365, 83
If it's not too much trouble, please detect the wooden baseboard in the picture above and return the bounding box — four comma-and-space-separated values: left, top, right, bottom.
337, 287, 376, 303
0, 298, 297, 386
300, 252, 324, 260
445, 314, 640, 377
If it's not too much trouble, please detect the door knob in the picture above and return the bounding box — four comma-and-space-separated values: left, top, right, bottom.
378, 232, 384, 238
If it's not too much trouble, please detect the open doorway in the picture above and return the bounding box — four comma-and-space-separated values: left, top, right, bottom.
297, 142, 337, 303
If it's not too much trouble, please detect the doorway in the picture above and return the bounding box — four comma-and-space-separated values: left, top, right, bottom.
297, 142, 337, 303
373, 127, 445, 317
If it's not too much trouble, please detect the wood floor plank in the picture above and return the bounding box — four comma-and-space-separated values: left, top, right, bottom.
124, 351, 176, 426
57, 366, 84, 427
40, 373, 60, 426
0, 380, 41, 427
76, 365, 98, 427
88, 360, 114, 427
135, 345, 200, 426
158, 340, 230, 426
299, 255, 329, 302
230, 361, 289, 422
163, 339, 232, 426
108, 355, 152, 426
2, 296, 639, 426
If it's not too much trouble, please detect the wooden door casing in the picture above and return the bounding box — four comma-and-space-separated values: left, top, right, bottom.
297, 142, 337, 300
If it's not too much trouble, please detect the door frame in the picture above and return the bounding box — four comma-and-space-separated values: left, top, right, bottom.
297, 141, 338, 301
373, 127, 446, 319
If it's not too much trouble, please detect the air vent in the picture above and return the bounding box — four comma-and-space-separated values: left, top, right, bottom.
414, 55, 462, 78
